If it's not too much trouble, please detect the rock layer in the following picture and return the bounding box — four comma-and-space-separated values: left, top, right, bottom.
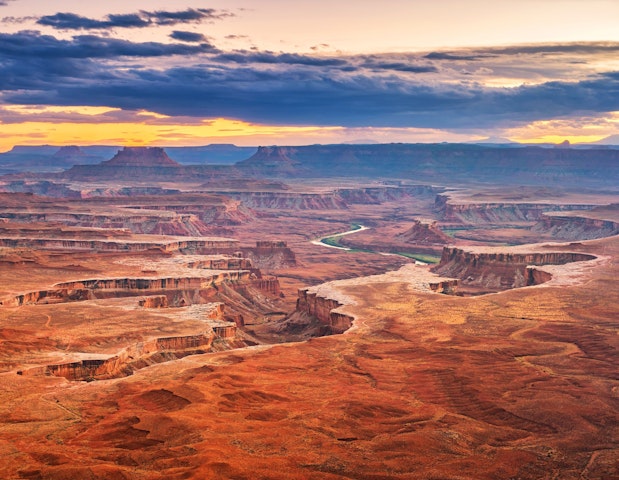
435, 195, 595, 223
296, 289, 354, 335
433, 246, 596, 291
20, 326, 243, 381
532, 214, 619, 240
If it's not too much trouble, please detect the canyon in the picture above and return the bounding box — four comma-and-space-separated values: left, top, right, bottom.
0, 145, 617, 479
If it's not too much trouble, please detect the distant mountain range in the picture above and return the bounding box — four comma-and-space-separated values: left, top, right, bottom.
40, 143, 619, 189
0, 144, 257, 174
2, 142, 619, 189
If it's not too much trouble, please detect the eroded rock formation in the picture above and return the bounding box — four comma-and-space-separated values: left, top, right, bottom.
0, 237, 238, 253
396, 219, 451, 245
241, 241, 297, 268
103, 147, 180, 167
3, 271, 253, 307
435, 195, 595, 223
20, 325, 243, 381
138, 295, 168, 308
230, 191, 348, 210
238, 144, 619, 187
432, 246, 596, 291
296, 289, 354, 335
532, 215, 619, 240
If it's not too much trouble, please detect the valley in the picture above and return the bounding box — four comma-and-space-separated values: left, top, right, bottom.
0, 144, 618, 479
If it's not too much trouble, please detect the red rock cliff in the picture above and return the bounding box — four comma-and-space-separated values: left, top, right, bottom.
296, 289, 353, 334
432, 246, 596, 291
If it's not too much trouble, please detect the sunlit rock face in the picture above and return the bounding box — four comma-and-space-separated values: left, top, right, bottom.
432, 246, 596, 291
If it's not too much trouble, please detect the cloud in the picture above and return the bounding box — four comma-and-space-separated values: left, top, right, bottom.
6, 57, 619, 131
36, 8, 232, 30
1, 31, 618, 133
147, 8, 232, 25
0, 30, 217, 59
213, 50, 348, 67
425, 52, 488, 61
169, 31, 208, 43
361, 59, 437, 73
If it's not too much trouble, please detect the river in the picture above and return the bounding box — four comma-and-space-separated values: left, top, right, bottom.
310, 224, 369, 250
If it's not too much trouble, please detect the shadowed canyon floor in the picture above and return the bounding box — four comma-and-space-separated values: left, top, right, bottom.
0, 151, 618, 479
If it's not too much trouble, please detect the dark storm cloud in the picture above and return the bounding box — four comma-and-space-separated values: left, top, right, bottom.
36, 8, 231, 30
5, 55, 619, 130
1, 30, 618, 131
0, 30, 217, 58
37, 12, 149, 29
148, 8, 231, 25
169, 31, 208, 43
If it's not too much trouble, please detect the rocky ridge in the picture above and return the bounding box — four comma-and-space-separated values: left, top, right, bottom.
432, 245, 597, 292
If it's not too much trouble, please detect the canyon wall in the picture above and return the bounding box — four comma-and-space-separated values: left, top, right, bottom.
428, 279, 460, 293
532, 215, 619, 240
126, 201, 255, 226
22, 331, 216, 381
138, 295, 168, 308
226, 186, 442, 211
0, 237, 239, 253
435, 195, 596, 223
3, 271, 252, 307
336, 185, 442, 203
186, 257, 253, 270
251, 277, 282, 295
0, 211, 213, 236
296, 289, 354, 334
229, 191, 348, 210
433, 247, 596, 291
241, 241, 297, 268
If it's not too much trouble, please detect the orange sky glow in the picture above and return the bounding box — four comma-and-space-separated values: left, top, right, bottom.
0, 0, 618, 148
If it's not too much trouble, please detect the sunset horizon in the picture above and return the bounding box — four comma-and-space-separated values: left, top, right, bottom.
1, 0, 618, 150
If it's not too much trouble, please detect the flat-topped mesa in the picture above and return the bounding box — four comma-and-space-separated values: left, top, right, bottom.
432, 246, 596, 292
0, 237, 239, 253
53, 145, 86, 158
103, 147, 180, 167
62, 146, 184, 180
3, 271, 253, 307
237, 144, 619, 186
0, 210, 213, 236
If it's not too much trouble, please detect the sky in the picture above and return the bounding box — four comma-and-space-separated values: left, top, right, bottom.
0, 0, 618, 151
